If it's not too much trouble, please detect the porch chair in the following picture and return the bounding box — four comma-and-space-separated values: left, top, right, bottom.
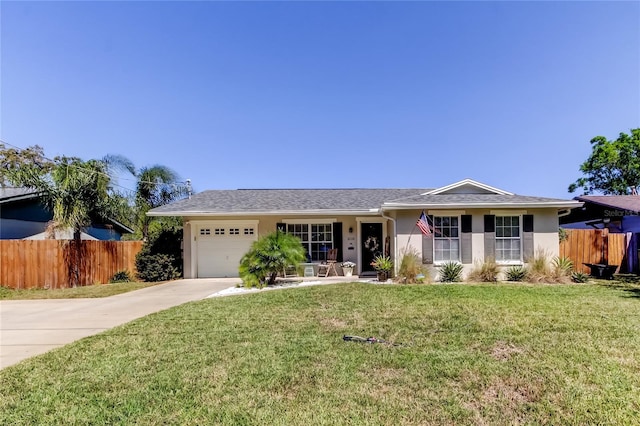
282, 265, 299, 278
317, 248, 339, 277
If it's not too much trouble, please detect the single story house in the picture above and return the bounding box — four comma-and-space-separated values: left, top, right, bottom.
148, 179, 580, 279
561, 195, 640, 233
0, 187, 134, 240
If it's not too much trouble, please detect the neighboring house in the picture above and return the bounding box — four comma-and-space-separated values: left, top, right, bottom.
0, 188, 133, 240
561, 195, 640, 233
148, 179, 580, 279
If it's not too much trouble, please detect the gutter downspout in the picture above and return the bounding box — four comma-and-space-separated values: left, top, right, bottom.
381, 209, 398, 276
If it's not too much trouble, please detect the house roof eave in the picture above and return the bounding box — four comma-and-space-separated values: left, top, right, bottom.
147, 209, 382, 218
382, 201, 583, 210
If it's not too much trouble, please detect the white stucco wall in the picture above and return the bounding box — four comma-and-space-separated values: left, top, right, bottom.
394, 208, 562, 281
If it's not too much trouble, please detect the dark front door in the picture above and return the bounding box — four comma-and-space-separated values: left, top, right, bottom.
361, 223, 383, 274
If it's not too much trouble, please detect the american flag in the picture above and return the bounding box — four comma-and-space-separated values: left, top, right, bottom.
416, 211, 432, 236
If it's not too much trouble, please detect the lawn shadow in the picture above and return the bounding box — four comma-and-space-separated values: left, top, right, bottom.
598, 276, 640, 299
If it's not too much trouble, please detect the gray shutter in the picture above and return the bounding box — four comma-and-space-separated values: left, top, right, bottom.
422, 215, 434, 264
484, 215, 495, 259
461, 215, 472, 264
523, 215, 534, 261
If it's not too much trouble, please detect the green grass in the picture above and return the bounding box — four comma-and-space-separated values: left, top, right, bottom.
0, 281, 161, 300
2, 282, 640, 424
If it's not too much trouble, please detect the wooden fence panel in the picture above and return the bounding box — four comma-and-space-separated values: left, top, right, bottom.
560, 229, 630, 274
0, 240, 143, 289
608, 233, 627, 272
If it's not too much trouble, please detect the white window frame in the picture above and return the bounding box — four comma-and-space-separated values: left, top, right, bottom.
495, 215, 523, 264
433, 215, 460, 264
282, 220, 334, 262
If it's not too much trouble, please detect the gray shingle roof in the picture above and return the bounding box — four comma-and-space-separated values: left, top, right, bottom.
385, 193, 577, 206
149, 189, 431, 214
149, 187, 578, 216
575, 195, 640, 212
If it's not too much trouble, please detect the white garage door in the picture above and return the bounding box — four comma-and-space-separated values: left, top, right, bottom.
196, 225, 256, 278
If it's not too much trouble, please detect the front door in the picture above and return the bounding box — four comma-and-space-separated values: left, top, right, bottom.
360, 223, 383, 275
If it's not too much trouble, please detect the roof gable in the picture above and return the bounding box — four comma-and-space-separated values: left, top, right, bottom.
423, 179, 512, 195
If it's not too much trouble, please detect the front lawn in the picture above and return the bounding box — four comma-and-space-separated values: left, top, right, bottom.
0, 281, 161, 300
1, 282, 639, 424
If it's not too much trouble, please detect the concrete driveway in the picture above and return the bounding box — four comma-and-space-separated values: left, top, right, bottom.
0, 278, 239, 370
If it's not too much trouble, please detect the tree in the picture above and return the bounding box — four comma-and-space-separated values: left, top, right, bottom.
0, 143, 54, 187
102, 155, 188, 240
134, 165, 188, 240
569, 129, 640, 195
2, 152, 121, 286
239, 231, 307, 288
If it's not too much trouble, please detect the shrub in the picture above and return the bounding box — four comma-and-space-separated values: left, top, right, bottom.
371, 255, 393, 272
571, 271, 590, 283
396, 248, 428, 284
527, 249, 551, 283
135, 253, 180, 282
467, 257, 499, 282
551, 256, 573, 283
239, 231, 306, 288
109, 270, 133, 283
558, 228, 570, 243
505, 265, 528, 282
135, 224, 183, 282
439, 261, 463, 282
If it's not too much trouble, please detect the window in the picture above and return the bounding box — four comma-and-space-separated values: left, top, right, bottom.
434, 216, 459, 262
200, 228, 211, 236
286, 223, 333, 262
496, 216, 521, 262
244, 228, 254, 235
214, 228, 225, 235
229, 228, 240, 235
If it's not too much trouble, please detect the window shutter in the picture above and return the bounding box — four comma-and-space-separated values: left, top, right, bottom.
484, 215, 495, 259
332, 222, 343, 262
422, 215, 434, 264
422, 236, 434, 264
523, 215, 534, 233
461, 215, 472, 264
276, 223, 286, 233
523, 215, 534, 261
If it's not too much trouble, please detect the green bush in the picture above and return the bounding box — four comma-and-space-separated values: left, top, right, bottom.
239, 231, 306, 288
467, 257, 499, 282
109, 270, 133, 283
551, 256, 573, 283
505, 265, 528, 282
135, 224, 183, 282
135, 253, 180, 282
439, 261, 463, 283
371, 254, 393, 272
571, 271, 590, 283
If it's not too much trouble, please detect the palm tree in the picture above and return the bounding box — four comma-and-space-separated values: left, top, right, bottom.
5, 155, 120, 286
239, 231, 307, 288
102, 155, 188, 240
135, 165, 188, 240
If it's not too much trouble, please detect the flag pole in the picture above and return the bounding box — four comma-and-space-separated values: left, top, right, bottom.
404, 223, 418, 254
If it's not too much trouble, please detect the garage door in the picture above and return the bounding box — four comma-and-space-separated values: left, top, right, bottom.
196, 225, 256, 278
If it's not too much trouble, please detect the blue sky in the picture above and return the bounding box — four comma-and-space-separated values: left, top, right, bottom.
1, 1, 638, 199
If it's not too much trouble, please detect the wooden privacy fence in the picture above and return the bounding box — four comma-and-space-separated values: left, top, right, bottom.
0, 240, 144, 289
559, 229, 629, 274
